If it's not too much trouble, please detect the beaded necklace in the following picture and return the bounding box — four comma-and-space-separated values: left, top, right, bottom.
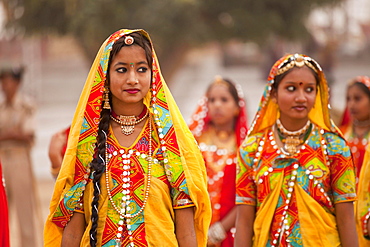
276, 119, 311, 155
105, 116, 152, 247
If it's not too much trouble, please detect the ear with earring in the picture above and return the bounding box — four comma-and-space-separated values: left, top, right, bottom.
103, 86, 111, 110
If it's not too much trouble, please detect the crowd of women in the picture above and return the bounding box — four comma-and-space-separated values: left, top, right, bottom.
1, 28, 370, 246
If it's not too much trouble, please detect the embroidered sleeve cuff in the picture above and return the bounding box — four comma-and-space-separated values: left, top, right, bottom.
173, 199, 195, 209
74, 199, 84, 213
333, 193, 356, 204
236, 196, 256, 205
74, 209, 84, 214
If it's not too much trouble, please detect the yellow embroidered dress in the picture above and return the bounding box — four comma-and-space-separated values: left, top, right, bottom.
236, 54, 356, 246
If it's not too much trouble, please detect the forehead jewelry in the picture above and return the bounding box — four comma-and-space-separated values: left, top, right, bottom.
213, 75, 229, 87
130, 63, 134, 68
276, 54, 319, 76
124, 35, 134, 45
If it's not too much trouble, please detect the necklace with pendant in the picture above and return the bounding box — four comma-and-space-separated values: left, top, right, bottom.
110, 107, 149, 135
276, 119, 311, 155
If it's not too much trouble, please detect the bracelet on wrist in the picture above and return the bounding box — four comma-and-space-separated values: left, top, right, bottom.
208, 221, 227, 244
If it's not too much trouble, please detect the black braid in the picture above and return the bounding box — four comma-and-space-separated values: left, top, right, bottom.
89, 107, 110, 247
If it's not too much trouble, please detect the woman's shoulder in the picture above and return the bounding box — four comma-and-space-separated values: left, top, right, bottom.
321, 129, 346, 143
320, 128, 350, 154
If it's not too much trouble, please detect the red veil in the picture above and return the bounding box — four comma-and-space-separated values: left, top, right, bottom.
0, 163, 9, 247
189, 80, 248, 146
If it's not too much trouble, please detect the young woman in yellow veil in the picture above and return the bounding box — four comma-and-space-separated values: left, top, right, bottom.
234, 54, 358, 247
44, 29, 211, 247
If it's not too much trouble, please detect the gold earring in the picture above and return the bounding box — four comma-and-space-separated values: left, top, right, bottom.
103, 86, 111, 110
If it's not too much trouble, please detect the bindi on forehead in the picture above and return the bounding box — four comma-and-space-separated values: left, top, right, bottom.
299, 82, 303, 86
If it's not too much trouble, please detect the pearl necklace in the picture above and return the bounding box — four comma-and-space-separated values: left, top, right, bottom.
276, 119, 311, 155
105, 116, 152, 247
276, 119, 311, 136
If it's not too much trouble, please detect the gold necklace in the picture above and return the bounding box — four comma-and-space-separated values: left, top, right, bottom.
110, 108, 149, 135
276, 119, 311, 155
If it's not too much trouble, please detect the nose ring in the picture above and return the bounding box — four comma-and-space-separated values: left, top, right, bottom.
135, 79, 139, 84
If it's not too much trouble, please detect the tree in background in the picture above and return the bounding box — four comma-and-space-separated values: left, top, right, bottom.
1, 0, 342, 80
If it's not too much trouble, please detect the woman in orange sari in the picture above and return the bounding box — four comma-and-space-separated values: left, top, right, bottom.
189, 76, 247, 246
234, 54, 357, 247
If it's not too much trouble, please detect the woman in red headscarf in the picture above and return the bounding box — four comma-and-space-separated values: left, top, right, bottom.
339, 76, 370, 182
189, 76, 248, 247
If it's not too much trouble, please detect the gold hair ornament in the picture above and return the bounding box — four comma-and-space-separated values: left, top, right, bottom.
213, 75, 229, 87
276, 54, 319, 76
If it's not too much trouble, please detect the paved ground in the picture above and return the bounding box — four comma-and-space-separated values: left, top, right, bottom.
7, 44, 370, 245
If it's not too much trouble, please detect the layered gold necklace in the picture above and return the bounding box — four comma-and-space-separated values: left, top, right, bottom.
110, 107, 149, 135
276, 119, 311, 155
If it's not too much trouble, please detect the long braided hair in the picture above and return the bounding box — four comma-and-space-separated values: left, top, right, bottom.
89, 31, 153, 247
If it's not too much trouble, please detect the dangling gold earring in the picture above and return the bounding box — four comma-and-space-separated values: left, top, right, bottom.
103, 86, 111, 110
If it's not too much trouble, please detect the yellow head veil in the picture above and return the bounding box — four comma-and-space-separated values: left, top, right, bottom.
44, 29, 211, 245
248, 53, 339, 136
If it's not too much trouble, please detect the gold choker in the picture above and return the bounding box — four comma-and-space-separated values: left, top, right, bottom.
276, 119, 311, 155
110, 108, 149, 135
